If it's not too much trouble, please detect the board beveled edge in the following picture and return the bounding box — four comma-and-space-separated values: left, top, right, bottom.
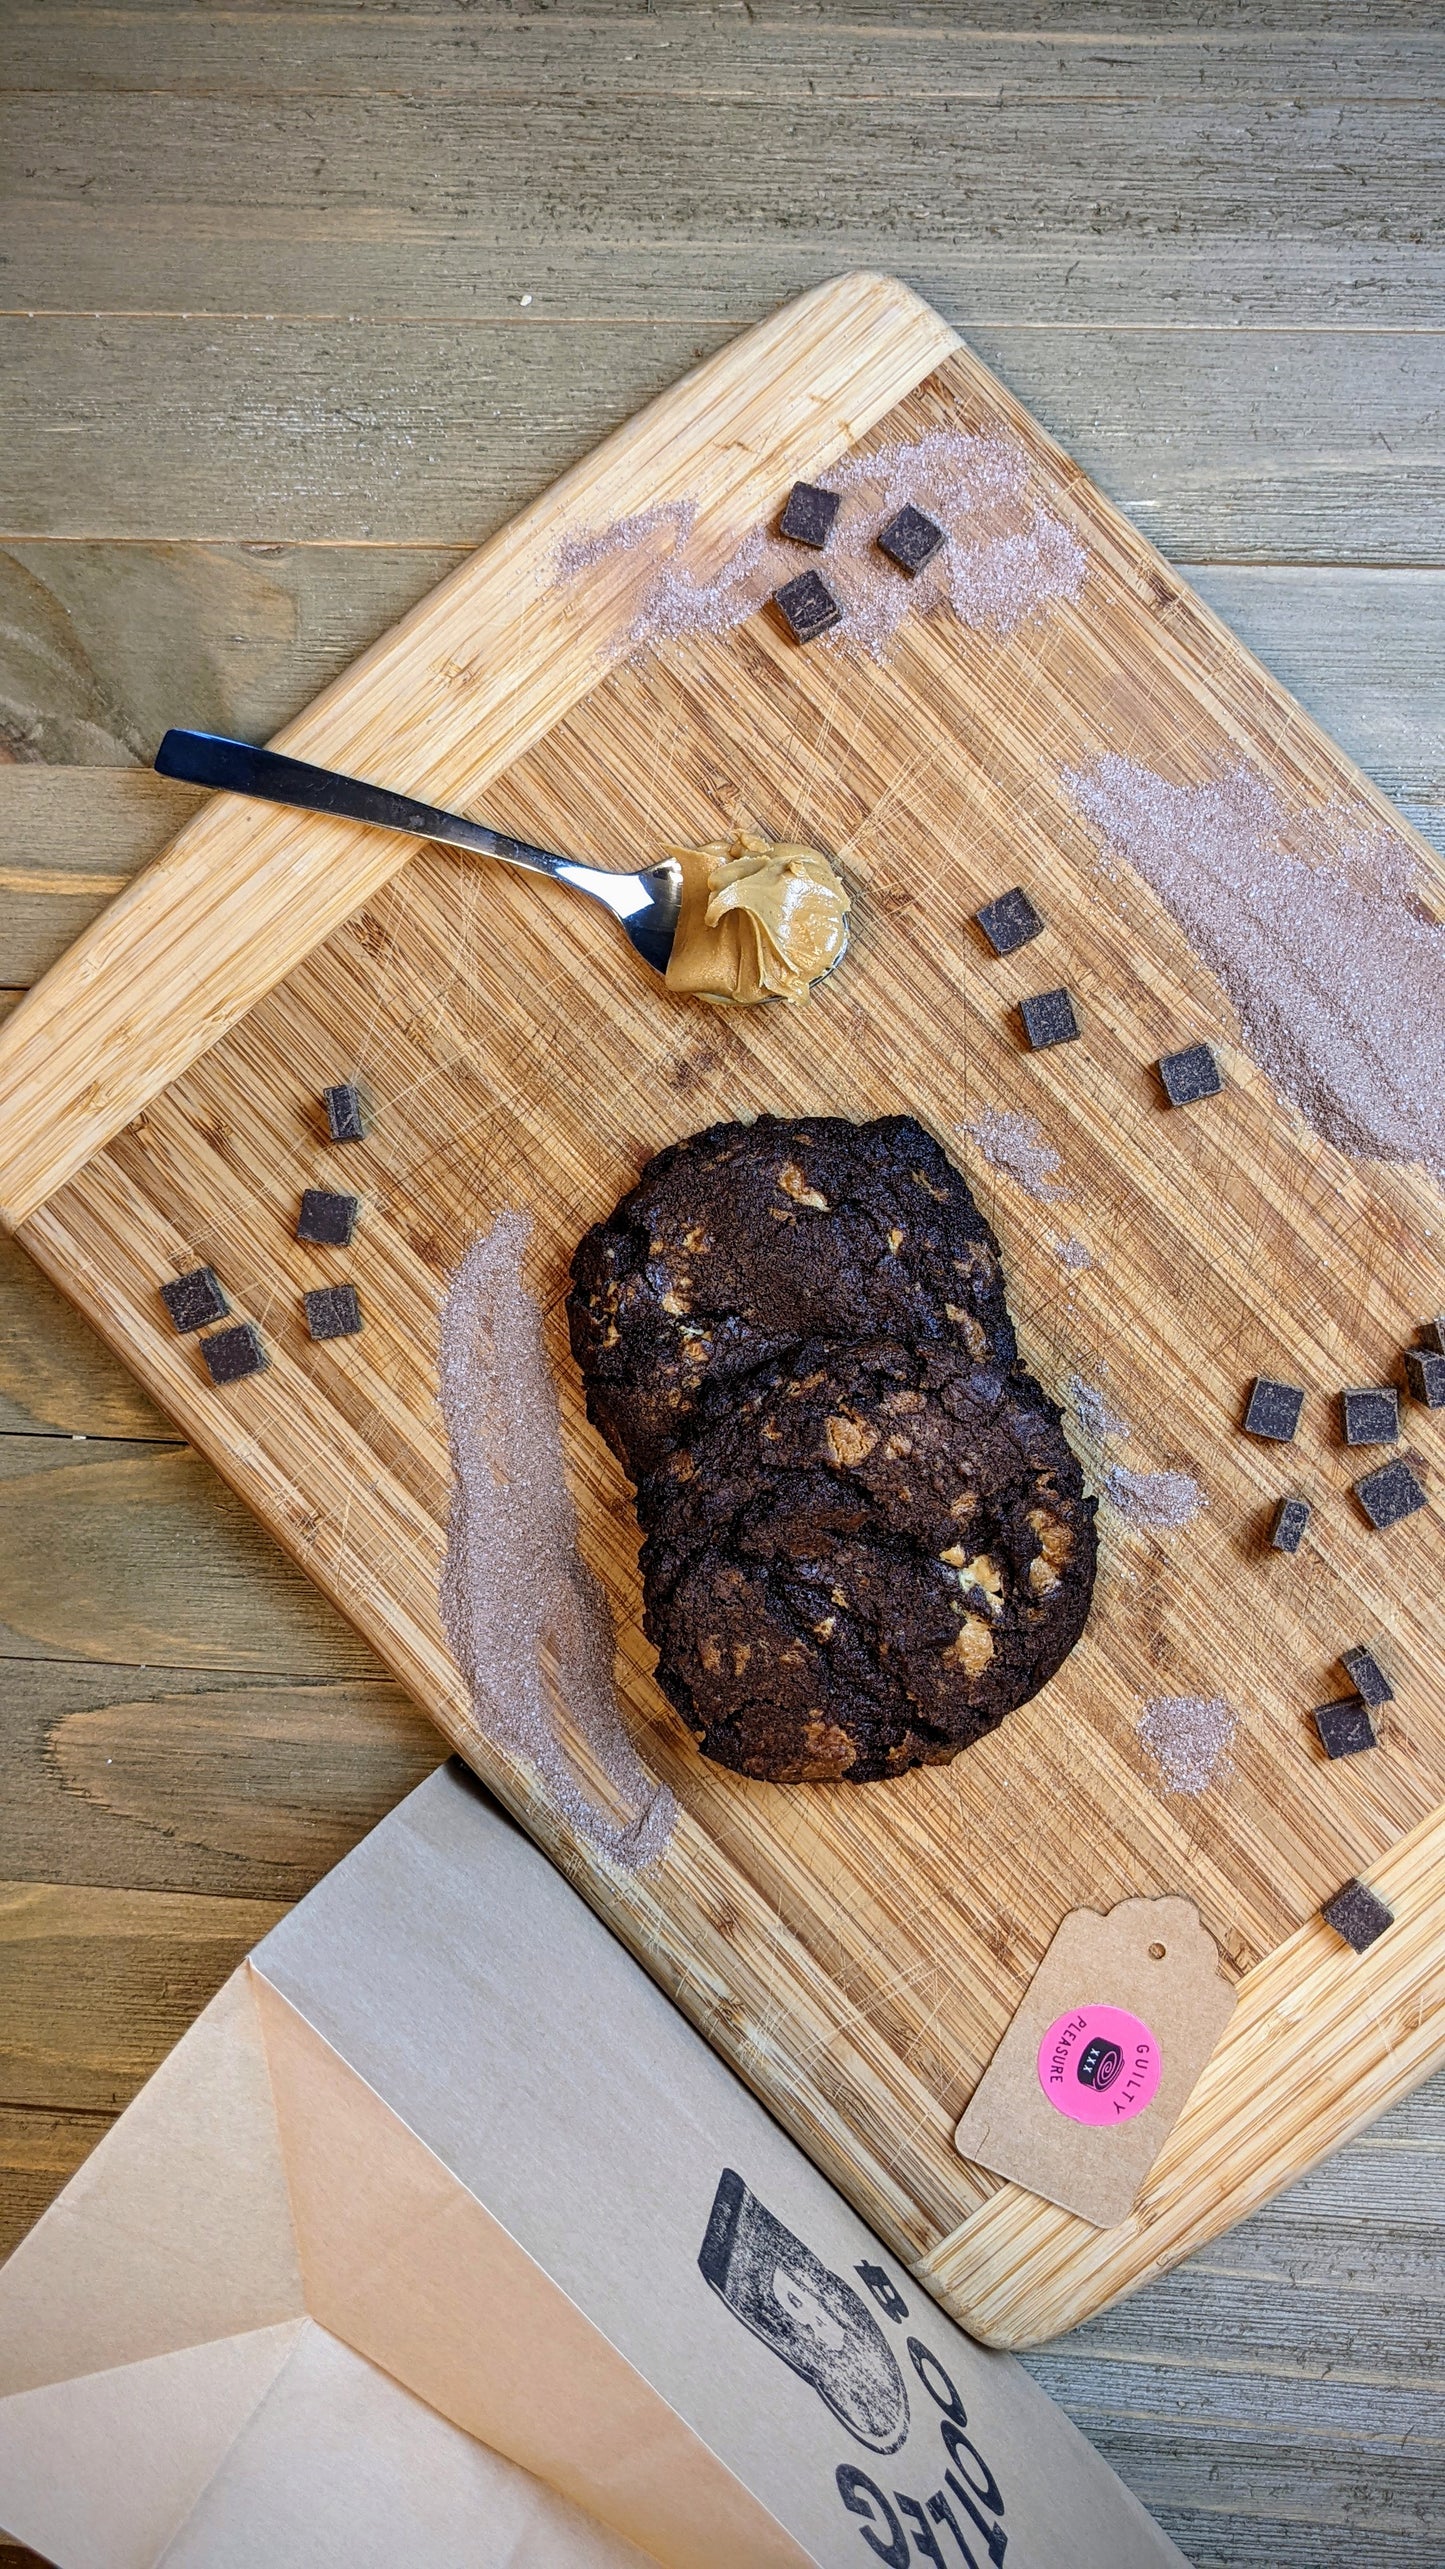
0, 269, 958, 1231
922, 1803, 1445, 2346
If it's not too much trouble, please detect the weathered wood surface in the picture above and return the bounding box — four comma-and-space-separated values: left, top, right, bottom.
3, 7, 1443, 2560
4, 7, 1442, 327
3, 318, 1441, 561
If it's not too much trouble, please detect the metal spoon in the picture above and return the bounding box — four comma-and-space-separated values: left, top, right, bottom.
154, 728, 686, 975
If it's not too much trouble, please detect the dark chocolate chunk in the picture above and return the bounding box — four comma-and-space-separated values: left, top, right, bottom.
1269, 1494, 1311, 1554
1404, 1347, 1445, 1409
1342, 1386, 1399, 1446
304, 1282, 363, 1342
297, 1188, 359, 1248
1243, 1377, 1305, 1442
779, 480, 841, 549
975, 886, 1044, 957
1421, 1315, 1445, 1355
1018, 986, 1079, 1051
1320, 1877, 1393, 1952
201, 1320, 267, 1385
1340, 1643, 1393, 1706
323, 1083, 366, 1144
1157, 1042, 1223, 1108
773, 570, 842, 645
1312, 1697, 1377, 1760
160, 1265, 229, 1335
877, 504, 945, 577
1353, 1455, 1427, 1530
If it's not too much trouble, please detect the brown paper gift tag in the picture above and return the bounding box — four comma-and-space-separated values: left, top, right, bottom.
954, 1897, 1236, 2227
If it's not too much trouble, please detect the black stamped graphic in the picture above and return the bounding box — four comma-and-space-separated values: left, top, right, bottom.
698, 2170, 910, 2453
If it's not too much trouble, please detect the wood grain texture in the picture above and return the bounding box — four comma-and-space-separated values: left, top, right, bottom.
4, 17, 1441, 329
2, 320, 1440, 561
3, 557, 1442, 815
0, 272, 958, 1225
0, 1878, 287, 2112
9, 308, 1444, 2345
0, 1661, 442, 1898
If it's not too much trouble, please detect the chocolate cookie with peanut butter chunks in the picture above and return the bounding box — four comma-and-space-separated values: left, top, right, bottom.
568, 1113, 1018, 1478
637, 1338, 1095, 1782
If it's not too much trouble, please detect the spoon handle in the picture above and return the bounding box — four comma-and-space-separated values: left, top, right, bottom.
154, 729, 570, 881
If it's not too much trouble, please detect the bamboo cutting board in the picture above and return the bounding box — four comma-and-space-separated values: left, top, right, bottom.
1, 274, 1441, 2347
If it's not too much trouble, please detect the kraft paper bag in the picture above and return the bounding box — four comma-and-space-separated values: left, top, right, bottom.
0, 1763, 1186, 2568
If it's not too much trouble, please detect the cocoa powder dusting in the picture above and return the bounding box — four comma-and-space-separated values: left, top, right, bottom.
438, 1213, 675, 1870
1138, 1694, 1238, 1796
557, 425, 1087, 662
1065, 755, 1445, 1182
961, 1106, 1068, 1202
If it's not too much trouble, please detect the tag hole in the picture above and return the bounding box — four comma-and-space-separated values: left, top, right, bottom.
1148, 1942, 1167, 1960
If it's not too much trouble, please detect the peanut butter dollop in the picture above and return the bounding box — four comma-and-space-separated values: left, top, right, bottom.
664, 833, 850, 1005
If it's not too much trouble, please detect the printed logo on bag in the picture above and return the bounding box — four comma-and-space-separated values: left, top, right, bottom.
697, 2173, 1013, 2561
1037, 2004, 1161, 2125
698, 2170, 910, 2452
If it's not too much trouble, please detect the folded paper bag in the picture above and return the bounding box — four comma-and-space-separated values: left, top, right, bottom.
0, 1764, 1186, 2567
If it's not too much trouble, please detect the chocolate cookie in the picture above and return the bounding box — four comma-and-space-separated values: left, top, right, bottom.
570, 1115, 1096, 1784
569, 1114, 1016, 1477
638, 1339, 1095, 1781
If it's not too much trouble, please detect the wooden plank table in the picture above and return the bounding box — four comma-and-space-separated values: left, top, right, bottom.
1, 6, 1441, 2560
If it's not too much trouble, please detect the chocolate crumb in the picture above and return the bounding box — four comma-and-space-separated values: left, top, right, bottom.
201, 1320, 267, 1385
297, 1188, 359, 1247
877, 503, 945, 577
772, 569, 842, 644
160, 1266, 229, 1335
975, 886, 1044, 956
1340, 1643, 1394, 1705
1342, 1386, 1399, 1446
1019, 986, 1080, 1051
323, 1083, 366, 1144
1321, 1877, 1393, 1952
1157, 1042, 1224, 1108
779, 481, 840, 549
1243, 1377, 1305, 1442
1313, 1698, 1378, 1760
1270, 1494, 1311, 1553
304, 1282, 362, 1341
1404, 1347, 1445, 1408
1353, 1455, 1427, 1529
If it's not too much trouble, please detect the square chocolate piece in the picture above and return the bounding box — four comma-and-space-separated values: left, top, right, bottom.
1353, 1456, 1427, 1530
1269, 1494, 1311, 1554
1019, 986, 1080, 1051
323, 1082, 366, 1144
1312, 1698, 1377, 1760
1320, 1878, 1393, 1953
1340, 1644, 1393, 1705
779, 481, 841, 549
1404, 1347, 1445, 1408
304, 1282, 363, 1342
1342, 1386, 1399, 1446
160, 1265, 229, 1335
297, 1188, 359, 1248
1157, 1042, 1223, 1108
1243, 1376, 1305, 1442
201, 1320, 267, 1385
975, 886, 1044, 956
773, 570, 842, 645
876, 504, 945, 577
1421, 1315, 1445, 1355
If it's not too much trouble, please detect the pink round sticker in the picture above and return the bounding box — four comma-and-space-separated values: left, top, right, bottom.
1037, 2006, 1161, 2126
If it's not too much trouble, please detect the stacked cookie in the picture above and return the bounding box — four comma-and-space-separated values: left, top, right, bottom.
568, 1115, 1096, 1783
